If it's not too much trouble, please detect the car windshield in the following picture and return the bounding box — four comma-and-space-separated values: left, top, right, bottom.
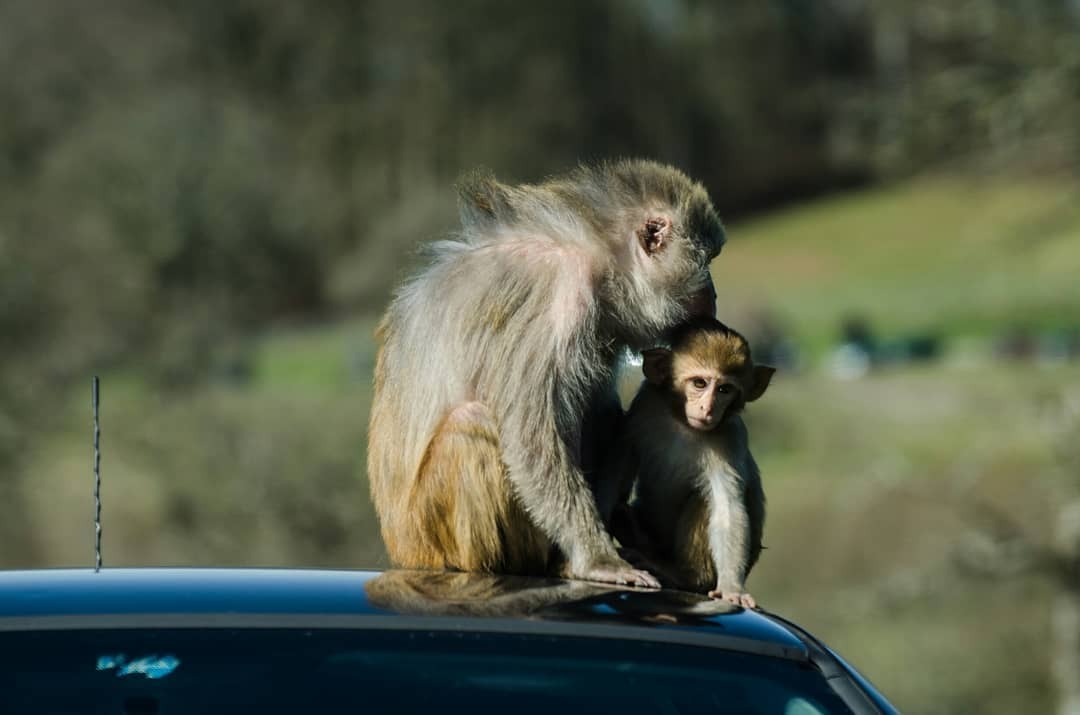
1, 627, 852, 714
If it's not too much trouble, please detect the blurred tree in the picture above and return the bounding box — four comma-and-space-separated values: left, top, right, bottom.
860, 1, 1080, 174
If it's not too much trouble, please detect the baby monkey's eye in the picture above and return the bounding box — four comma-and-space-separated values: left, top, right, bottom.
691, 378, 708, 389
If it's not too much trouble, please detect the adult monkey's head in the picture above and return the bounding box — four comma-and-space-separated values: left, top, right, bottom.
554, 160, 725, 347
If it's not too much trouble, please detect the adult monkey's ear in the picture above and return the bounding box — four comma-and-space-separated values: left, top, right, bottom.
745, 365, 776, 402
637, 216, 671, 256
641, 348, 673, 385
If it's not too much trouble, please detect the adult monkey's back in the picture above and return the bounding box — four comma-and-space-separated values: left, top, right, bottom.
368, 159, 725, 587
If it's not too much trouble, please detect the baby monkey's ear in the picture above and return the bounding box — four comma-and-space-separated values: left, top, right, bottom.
743, 367, 777, 399
641, 348, 673, 385
745, 365, 776, 402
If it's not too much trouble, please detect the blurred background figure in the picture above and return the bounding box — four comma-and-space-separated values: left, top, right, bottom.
829, 315, 876, 379
828, 314, 942, 378
2, 1, 1079, 712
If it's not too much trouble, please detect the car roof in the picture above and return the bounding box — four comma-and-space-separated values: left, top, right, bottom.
0, 568, 807, 661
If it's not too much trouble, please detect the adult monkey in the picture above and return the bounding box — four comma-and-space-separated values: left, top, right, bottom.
368, 159, 725, 587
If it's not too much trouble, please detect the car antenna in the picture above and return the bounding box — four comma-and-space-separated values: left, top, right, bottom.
92, 376, 103, 572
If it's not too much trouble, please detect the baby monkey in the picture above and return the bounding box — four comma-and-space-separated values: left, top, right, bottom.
601, 317, 774, 608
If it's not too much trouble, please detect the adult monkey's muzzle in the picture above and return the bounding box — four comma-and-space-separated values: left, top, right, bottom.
685, 273, 717, 318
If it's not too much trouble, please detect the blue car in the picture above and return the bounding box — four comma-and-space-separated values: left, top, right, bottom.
0, 568, 898, 714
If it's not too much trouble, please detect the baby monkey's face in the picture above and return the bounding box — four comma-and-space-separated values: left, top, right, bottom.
641, 318, 775, 433
677, 364, 741, 431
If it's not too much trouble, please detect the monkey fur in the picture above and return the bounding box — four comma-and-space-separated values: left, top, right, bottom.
599, 317, 774, 607
368, 160, 725, 588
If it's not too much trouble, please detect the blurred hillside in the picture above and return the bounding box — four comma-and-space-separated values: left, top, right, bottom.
3, 1, 1079, 446
3, 2, 1080, 713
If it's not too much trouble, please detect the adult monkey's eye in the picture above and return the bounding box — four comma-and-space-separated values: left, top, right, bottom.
692, 378, 708, 389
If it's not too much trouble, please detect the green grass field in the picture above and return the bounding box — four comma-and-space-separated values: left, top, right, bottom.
714, 177, 1080, 356
17, 176, 1080, 714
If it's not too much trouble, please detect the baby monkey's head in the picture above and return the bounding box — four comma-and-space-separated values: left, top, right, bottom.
642, 317, 775, 431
